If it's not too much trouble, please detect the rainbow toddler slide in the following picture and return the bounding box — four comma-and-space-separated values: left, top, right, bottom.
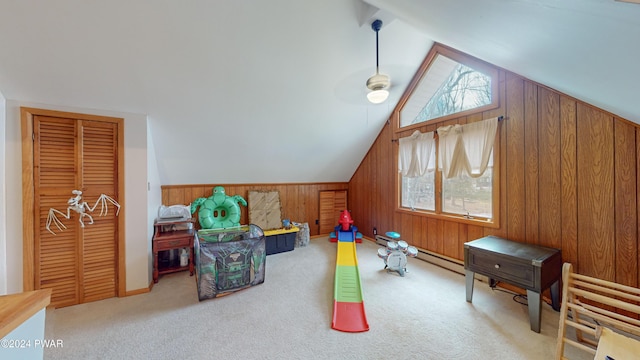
330, 211, 369, 332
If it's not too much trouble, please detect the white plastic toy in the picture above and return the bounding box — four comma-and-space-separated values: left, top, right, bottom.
377, 231, 418, 277
46, 190, 121, 235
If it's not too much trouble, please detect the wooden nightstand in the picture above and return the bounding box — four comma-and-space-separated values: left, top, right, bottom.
464, 235, 562, 333
152, 218, 195, 283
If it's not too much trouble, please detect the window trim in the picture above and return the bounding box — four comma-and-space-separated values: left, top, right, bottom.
393, 44, 501, 228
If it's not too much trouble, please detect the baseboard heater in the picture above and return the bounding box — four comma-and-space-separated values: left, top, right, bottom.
371, 234, 553, 307
373, 235, 491, 283
373, 234, 462, 272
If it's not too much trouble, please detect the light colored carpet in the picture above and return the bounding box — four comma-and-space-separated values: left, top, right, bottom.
44, 237, 589, 359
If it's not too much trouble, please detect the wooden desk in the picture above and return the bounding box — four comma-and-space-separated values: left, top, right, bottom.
152, 218, 195, 283
464, 235, 562, 333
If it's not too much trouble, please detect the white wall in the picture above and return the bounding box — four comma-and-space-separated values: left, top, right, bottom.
146, 118, 162, 283
4, 100, 151, 294
0, 91, 6, 295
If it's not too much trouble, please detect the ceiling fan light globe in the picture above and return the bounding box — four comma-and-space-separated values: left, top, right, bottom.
367, 89, 389, 104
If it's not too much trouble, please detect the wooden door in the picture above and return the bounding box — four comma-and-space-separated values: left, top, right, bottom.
30, 113, 121, 307
318, 190, 347, 234
79, 121, 119, 303
34, 117, 80, 307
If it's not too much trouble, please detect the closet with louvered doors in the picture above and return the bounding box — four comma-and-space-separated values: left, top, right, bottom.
23, 108, 124, 308
318, 190, 347, 235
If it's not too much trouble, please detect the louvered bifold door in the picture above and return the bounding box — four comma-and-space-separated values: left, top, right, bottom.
33, 116, 81, 307
81, 121, 118, 303
33, 116, 119, 307
318, 190, 347, 234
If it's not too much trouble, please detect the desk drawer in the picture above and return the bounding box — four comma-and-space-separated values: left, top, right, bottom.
467, 250, 535, 289
154, 237, 191, 251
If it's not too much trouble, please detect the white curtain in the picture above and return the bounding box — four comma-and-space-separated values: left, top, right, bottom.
398, 130, 436, 178
437, 116, 499, 179
437, 124, 466, 179
461, 117, 498, 176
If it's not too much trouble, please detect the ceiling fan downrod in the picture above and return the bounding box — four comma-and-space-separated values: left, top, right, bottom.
372, 19, 382, 75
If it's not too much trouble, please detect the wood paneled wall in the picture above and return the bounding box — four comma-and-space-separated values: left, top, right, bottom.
349, 70, 640, 288
161, 183, 348, 236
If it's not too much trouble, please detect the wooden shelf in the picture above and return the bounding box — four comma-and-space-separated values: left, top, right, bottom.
153, 218, 195, 283
153, 229, 194, 240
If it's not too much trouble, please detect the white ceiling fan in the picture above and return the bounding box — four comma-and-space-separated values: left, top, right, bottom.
366, 19, 391, 104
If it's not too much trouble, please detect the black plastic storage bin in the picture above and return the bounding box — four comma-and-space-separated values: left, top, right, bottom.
265, 232, 296, 255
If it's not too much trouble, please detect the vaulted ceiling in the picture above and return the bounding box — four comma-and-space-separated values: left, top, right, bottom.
1, 0, 638, 185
